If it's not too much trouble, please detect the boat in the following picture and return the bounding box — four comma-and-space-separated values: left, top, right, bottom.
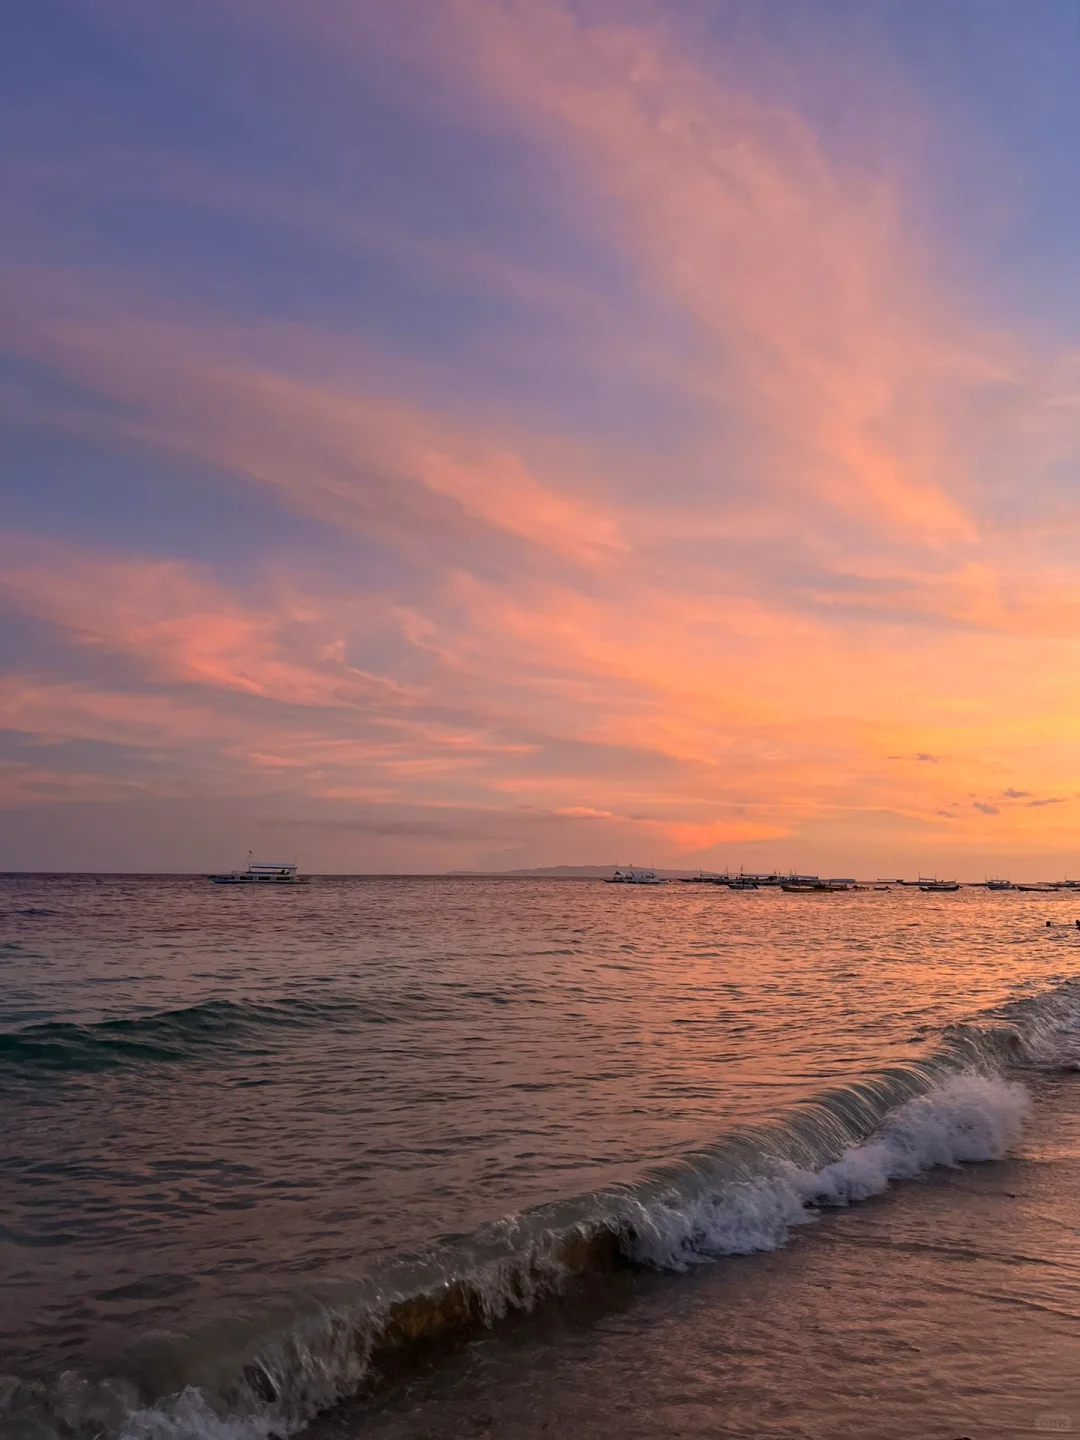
918, 879, 960, 892
986, 879, 1015, 891
1016, 883, 1056, 893
607, 867, 666, 885
781, 878, 847, 893
210, 856, 308, 885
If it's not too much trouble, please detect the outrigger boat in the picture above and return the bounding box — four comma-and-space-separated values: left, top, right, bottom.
210, 855, 308, 885
607, 867, 666, 885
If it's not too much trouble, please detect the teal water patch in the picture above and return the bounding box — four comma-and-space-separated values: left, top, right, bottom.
0, 995, 358, 1074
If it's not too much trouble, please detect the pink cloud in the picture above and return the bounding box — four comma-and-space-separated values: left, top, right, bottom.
0, 275, 626, 573
341, 0, 984, 544
6, 3, 1080, 870
0, 547, 349, 705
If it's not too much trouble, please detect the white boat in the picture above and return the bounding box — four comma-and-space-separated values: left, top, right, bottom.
919, 878, 960, 892
607, 867, 666, 885
210, 857, 308, 885
986, 879, 1015, 891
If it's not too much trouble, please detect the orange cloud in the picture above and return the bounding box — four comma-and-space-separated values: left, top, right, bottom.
2, 531, 1079, 864
0, 277, 624, 573
359, 0, 982, 545
0, 548, 349, 705
6, 2, 1080, 872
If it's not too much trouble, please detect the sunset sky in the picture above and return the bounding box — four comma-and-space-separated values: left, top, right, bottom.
4, 0, 1080, 876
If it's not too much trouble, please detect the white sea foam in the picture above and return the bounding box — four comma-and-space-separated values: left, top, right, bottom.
83, 1072, 1031, 1440
0, 1072, 1037, 1439
625, 1074, 1029, 1270
118, 1389, 284, 1440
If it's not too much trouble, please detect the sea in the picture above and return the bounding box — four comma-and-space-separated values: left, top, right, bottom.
3, 874, 1080, 1440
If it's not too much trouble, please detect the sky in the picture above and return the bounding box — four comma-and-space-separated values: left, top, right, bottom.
3, 0, 1080, 876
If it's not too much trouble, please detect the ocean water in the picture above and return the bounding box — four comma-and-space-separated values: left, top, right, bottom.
3, 874, 1080, 1439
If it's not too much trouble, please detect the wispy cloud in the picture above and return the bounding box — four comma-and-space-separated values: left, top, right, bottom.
4, 1, 1080, 870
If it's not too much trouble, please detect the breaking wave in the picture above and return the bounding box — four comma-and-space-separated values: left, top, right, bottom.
7, 977, 1080, 1440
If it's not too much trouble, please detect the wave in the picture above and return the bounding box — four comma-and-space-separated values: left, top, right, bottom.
943, 978, 1080, 1071
5, 978, 1080, 1440
0, 997, 358, 1074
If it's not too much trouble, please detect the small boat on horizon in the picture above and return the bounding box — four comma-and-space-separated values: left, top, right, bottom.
919, 878, 960, 892
210, 856, 308, 886
607, 867, 667, 885
781, 878, 851, 893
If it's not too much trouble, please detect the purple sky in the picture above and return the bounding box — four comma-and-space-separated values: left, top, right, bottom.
4, 1, 1080, 876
